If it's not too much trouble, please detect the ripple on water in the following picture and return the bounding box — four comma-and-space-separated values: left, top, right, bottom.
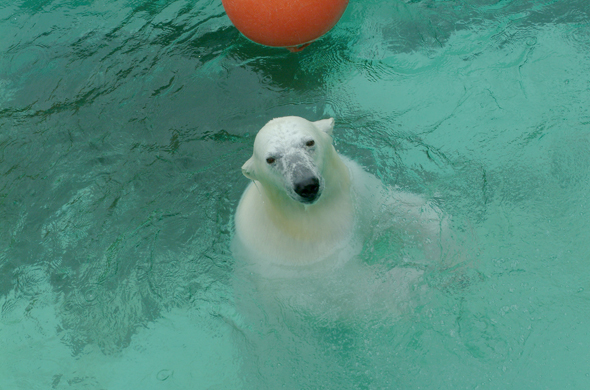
0, 79, 15, 106
74, 282, 116, 308
8, 45, 49, 75
156, 369, 173, 381
570, 24, 590, 47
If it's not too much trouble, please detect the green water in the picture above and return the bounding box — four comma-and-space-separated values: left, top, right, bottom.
1, 0, 590, 388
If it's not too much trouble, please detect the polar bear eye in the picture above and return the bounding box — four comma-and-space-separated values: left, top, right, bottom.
306, 140, 315, 147
266, 157, 276, 164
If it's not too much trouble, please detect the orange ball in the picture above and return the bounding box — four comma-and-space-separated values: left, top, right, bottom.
222, 0, 349, 51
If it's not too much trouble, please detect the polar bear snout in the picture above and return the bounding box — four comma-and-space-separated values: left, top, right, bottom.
294, 176, 321, 203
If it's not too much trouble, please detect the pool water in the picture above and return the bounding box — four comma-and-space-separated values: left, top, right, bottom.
1, 0, 590, 388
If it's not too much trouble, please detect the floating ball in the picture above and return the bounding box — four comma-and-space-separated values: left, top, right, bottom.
222, 0, 349, 51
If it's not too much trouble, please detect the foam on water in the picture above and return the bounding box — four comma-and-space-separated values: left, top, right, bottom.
1, 0, 590, 389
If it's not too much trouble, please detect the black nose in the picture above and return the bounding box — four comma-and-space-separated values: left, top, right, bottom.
294, 177, 320, 203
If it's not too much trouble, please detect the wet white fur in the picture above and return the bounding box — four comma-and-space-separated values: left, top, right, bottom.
235, 117, 354, 273
234, 116, 445, 279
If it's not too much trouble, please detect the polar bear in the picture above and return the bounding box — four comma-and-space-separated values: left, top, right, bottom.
231, 118, 455, 384
233, 116, 445, 279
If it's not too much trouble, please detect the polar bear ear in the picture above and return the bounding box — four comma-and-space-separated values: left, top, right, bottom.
241, 157, 257, 181
313, 118, 335, 136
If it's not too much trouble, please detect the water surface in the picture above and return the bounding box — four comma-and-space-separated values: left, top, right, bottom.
1, 0, 590, 388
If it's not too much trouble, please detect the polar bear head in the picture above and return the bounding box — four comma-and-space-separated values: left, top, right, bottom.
242, 116, 337, 205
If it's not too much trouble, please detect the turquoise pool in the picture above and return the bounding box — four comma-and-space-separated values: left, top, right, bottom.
1, 0, 590, 388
